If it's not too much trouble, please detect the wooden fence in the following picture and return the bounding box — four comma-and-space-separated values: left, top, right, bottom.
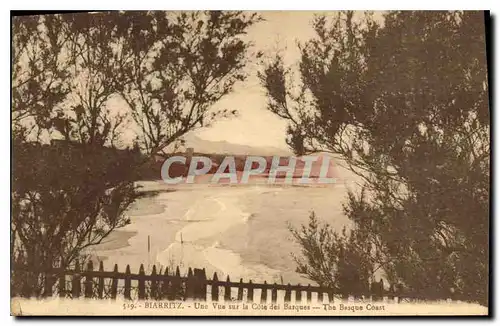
12, 261, 454, 303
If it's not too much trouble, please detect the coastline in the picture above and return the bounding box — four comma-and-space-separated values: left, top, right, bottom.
90, 180, 351, 285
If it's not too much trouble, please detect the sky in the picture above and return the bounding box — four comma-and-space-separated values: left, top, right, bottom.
194, 11, 384, 150
27, 11, 384, 150
194, 11, 321, 150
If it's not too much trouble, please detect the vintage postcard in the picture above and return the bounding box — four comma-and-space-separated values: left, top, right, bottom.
11, 10, 490, 316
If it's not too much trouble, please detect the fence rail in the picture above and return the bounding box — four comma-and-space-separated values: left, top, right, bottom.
12, 261, 457, 304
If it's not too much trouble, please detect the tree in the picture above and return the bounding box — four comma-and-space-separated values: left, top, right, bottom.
261, 11, 489, 304
11, 13, 138, 297
12, 14, 71, 140
289, 212, 373, 296
118, 11, 261, 155
11, 139, 138, 296
11, 11, 260, 296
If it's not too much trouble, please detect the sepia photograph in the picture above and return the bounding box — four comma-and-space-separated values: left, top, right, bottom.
10, 10, 490, 316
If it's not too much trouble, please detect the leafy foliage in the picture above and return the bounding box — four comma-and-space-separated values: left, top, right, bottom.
11, 140, 139, 296
11, 11, 259, 296
262, 11, 489, 304
116, 11, 262, 154
12, 15, 71, 137
289, 212, 373, 296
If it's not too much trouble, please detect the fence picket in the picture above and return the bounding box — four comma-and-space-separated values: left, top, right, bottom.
169, 267, 181, 301
12, 263, 454, 304
84, 260, 94, 298
237, 278, 244, 301
284, 284, 291, 302
111, 264, 118, 299
306, 284, 312, 303
138, 264, 146, 300
201, 268, 207, 300
212, 273, 219, 302
193, 268, 207, 300
124, 265, 131, 300
327, 290, 334, 303
161, 267, 170, 300
295, 284, 302, 304
247, 280, 254, 303
151, 265, 158, 299
224, 276, 231, 301
97, 261, 104, 299
261, 281, 267, 303
186, 268, 194, 300
318, 291, 325, 303
71, 260, 81, 298
58, 272, 65, 298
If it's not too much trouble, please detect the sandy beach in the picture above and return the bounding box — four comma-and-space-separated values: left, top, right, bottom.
89, 175, 357, 285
